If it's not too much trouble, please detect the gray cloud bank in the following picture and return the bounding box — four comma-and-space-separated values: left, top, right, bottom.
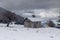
0, 0, 59, 10
0, 0, 59, 17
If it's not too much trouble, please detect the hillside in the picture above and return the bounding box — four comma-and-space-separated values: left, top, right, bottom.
0, 7, 24, 24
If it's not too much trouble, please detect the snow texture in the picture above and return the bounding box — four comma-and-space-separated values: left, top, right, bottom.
28, 17, 41, 22
0, 23, 60, 40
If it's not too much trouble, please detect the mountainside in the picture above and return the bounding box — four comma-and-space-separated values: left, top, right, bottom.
15, 15, 24, 25
0, 7, 24, 24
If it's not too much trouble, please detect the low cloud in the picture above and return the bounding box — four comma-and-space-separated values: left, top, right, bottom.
20, 8, 59, 18
0, 0, 59, 17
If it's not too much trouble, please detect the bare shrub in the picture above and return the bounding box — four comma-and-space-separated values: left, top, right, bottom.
47, 20, 55, 27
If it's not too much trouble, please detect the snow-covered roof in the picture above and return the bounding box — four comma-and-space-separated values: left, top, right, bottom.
27, 17, 43, 22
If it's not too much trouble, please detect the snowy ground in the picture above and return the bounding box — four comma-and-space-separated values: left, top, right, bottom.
0, 23, 60, 40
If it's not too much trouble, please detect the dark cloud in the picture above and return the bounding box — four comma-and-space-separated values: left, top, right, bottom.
0, 0, 59, 10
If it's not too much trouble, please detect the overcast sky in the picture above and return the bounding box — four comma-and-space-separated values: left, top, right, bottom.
0, 0, 59, 16
0, 0, 59, 10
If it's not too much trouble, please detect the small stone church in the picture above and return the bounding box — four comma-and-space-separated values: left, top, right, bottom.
24, 15, 42, 28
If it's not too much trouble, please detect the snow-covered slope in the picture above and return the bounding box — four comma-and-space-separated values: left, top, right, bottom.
0, 24, 60, 40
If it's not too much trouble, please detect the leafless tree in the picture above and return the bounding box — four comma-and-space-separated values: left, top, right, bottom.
4, 11, 16, 27
47, 20, 55, 27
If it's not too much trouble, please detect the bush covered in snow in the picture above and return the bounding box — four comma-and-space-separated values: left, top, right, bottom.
58, 20, 60, 22
57, 19, 60, 26
47, 20, 55, 27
